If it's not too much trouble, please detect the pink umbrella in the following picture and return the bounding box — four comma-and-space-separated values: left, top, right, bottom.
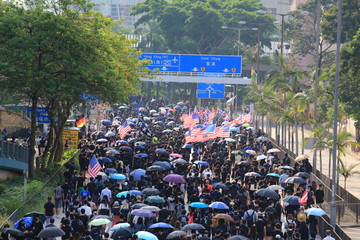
163, 174, 186, 184
267, 148, 281, 153
170, 153, 183, 158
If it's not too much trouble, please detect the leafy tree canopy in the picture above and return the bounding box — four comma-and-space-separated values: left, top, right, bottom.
131, 0, 276, 54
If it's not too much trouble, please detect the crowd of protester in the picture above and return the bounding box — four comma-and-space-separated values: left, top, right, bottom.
1, 101, 334, 240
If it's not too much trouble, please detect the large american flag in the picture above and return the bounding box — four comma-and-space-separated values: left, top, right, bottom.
205, 124, 216, 139
88, 155, 102, 178
216, 125, 230, 138
118, 121, 131, 139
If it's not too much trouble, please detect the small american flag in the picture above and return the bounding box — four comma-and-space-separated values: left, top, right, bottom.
205, 124, 216, 139
88, 155, 102, 178
299, 182, 309, 204
216, 125, 230, 138
118, 121, 131, 139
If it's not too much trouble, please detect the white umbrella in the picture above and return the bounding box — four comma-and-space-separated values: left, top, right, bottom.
256, 155, 267, 161
267, 148, 281, 153
267, 185, 284, 191
224, 138, 236, 142
245, 150, 257, 155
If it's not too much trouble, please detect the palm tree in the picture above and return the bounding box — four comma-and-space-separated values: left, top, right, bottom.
337, 159, 360, 190
334, 132, 360, 186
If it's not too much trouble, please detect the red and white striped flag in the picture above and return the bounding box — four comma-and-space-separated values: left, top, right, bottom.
118, 121, 131, 139
88, 155, 102, 178
299, 189, 309, 204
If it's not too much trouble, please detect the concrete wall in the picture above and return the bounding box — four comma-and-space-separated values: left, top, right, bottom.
0, 169, 21, 180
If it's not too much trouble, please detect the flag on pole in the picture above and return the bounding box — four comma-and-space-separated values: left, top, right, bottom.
138, 114, 152, 137
88, 155, 102, 178
118, 121, 131, 139
76, 117, 86, 128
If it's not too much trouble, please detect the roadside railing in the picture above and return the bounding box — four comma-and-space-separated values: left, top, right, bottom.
0, 140, 29, 163
0, 150, 79, 227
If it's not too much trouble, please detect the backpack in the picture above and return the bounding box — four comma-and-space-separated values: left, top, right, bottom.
55, 188, 63, 200
286, 230, 294, 240
245, 210, 255, 227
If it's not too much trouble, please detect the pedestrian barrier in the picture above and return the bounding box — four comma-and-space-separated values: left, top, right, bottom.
0, 140, 29, 163
0, 150, 79, 228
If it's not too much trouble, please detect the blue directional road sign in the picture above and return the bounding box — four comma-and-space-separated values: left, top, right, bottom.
180, 55, 242, 74
139, 53, 180, 72
197, 83, 225, 99
139, 53, 242, 74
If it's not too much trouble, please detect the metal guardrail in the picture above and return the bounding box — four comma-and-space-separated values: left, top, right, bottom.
0, 150, 79, 227
0, 140, 29, 163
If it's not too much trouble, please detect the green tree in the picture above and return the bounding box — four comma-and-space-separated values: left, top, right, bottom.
337, 159, 360, 190
322, 0, 360, 44
0, 0, 148, 176
131, 0, 276, 54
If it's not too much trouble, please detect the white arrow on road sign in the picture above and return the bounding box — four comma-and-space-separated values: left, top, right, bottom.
161, 66, 168, 71
223, 68, 230, 73
192, 67, 199, 72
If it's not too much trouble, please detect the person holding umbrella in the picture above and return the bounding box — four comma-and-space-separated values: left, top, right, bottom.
30, 216, 43, 237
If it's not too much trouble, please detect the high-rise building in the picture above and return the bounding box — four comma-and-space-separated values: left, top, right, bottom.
91, 0, 144, 28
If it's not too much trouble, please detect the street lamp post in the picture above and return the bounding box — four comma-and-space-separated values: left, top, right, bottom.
221, 21, 246, 56
257, 10, 309, 55
331, 0, 343, 227
251, 27, 261, 83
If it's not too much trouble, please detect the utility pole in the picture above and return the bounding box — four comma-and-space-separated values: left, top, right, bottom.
331, 0, 343, 227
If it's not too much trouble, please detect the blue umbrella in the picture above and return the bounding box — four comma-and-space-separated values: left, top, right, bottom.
14, 217, 32, 229
149, 222, 174, 229
105, 168, 117, 174
129, 122, 136, 127
267, 173, 280, 178
107, 149, 120, 155
209, 202, 229, 210
162, 129, 173, 133
135, 145, 145, 149
110, 174, 127, 180
230, 127, 239, 132
116, 191, 129, 198
131, 169, 146, 181
120, 146, 132, 152
101, 120, 112, 125
128, 190, 143, 196
114, 116, 122, 120
152, 161, 172, 170
189, 202, 208, 208
98, 157, 112, 163
105, 132, 115, 137
135, 231, 158, 240
194, 161, 208, 165
173, 105, 181, 110
135, 153, 149, 158
182, 144, 194, 149
117, 140, 129, 145
305, 208, 326, 216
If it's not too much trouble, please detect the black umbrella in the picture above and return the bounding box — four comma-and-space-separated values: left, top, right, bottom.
181, 223, 205, 231
146, 165, 166, 172
166, 231, 187, 239
1, 228, 25, 237
283, 195, 300, 206
255, 189, 279, 200
295, 172, 310, 178
212, 182, 229, 190
285, 177, 306, 185
38, 227, 65, 238
24, 211, 47, 223
142, 188, 161, 195
111, 227, 133, 240
120, 146, 132, 152
228, 235, 249, 240
199, 237, 211, 240
64, 162, 78, 170
91, 215, 113, 221
155, 148, 170, 155
132, 203, 148, 209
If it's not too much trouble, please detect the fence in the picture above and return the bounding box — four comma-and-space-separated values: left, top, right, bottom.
0, 140, 29, 163
265, 133, 351, 239
0, 150, 79, 227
